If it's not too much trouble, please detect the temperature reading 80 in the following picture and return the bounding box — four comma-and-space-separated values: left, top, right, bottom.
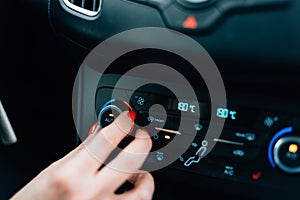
178, 102, 196, 113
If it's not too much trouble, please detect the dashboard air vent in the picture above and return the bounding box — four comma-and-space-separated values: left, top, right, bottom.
60, 0, 102, 20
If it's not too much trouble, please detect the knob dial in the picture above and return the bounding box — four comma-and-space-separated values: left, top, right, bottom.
98, 104, 122, 128
98, 100, 132, 128
273, 136, 300, 173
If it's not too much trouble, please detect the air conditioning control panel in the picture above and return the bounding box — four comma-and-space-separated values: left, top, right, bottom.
95, 83, 300, 195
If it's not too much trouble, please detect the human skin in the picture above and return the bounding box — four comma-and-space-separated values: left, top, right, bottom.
10, 111, 154, 200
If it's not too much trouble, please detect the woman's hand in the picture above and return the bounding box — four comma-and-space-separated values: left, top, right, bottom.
11, 111, 154, 200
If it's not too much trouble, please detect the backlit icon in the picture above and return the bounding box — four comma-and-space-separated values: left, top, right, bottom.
252, 171, 261, 180
153, 134, 159, 140
179, 156, 184, 162
156, 152, 164, 161
285, 144, 299, 160
147, 116, 154, 123
136, 96, 145, 106
233, 149, 245, 157
184, 140, 208, 167
235, 132, 256, 142
165, 135, 171, 140
105, 117, 114, 123
264, 116, 278, 128
224, 165, 234, 176
288, 144, 298, 154
245, 133, 256, 141
183, 15, 198, 29
194, 124, 203, 131
191, 142, 198, 148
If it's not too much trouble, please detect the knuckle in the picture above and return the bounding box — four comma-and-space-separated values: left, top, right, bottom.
49, 167, 74, 198
136, 189, 153, 200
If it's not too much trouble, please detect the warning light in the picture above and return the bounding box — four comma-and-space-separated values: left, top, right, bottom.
109, 113, 114, 117
288, 144, 298, 154
252, 171, 261, 181
165, 135, 171, 140
183, 15, 198, 29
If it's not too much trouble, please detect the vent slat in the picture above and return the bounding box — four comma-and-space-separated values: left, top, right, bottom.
64, 0, 101, 17
93, 0, 96, 11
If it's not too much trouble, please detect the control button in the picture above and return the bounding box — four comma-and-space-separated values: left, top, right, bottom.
98, 104, 122, 128
220, 128, 268, 146
97, 99, 132, 128
182, 15, 198, 29
172, 151, 214, 176
273, 136, 300, 173
147, 0, 173, 11
210, 143, 260, 160
268, 126, 293, 168
129, 91, 150, 112
210, 161, 258, 182
251, 170, 262, 181
210, 163, 240, 181
183, 140, 208, 167
179, 118, 207, 137
256, 112, 290, 132
162, 5, 221, 32
138, 112, 178, 150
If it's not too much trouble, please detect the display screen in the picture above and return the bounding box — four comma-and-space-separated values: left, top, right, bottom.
167, 98, 260, 128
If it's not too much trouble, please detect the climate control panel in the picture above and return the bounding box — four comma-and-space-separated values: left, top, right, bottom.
95, 84, 300, 190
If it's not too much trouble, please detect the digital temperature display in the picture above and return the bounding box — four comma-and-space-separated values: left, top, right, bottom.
171, 99, 259, 128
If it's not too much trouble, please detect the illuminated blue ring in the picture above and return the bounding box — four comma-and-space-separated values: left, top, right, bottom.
101, 99, 116, 110
268, 126, 293, 168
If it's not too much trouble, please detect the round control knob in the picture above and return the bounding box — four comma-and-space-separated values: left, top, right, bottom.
98, 100, 132, 128
273, 136, 300, 174
98, 105, 122, 128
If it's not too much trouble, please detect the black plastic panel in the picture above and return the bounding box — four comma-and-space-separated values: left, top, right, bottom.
49, 0, 300, 69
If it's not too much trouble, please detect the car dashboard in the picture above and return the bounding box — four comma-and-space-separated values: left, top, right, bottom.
1, 0, 300, 199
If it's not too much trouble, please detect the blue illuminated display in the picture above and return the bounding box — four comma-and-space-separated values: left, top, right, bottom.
216, 108, 237, 120
177, 102, 196, 113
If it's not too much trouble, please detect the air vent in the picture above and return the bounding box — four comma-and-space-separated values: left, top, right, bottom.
60, 0, 102, 19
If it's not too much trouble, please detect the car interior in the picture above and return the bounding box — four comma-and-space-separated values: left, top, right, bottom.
1, 0, 300, 199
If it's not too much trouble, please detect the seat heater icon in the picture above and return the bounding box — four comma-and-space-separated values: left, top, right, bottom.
184, 140, 208, 167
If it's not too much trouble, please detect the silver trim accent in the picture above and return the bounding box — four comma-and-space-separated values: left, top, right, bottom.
274, 136, 300, 174
0, 101, 17, 146
213, 138, 244, 146
59, 0, 102, 20
185, 0, 209, 3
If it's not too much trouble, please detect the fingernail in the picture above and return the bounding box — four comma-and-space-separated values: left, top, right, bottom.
128, 110, 136, 122
88, 122, 99, 136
